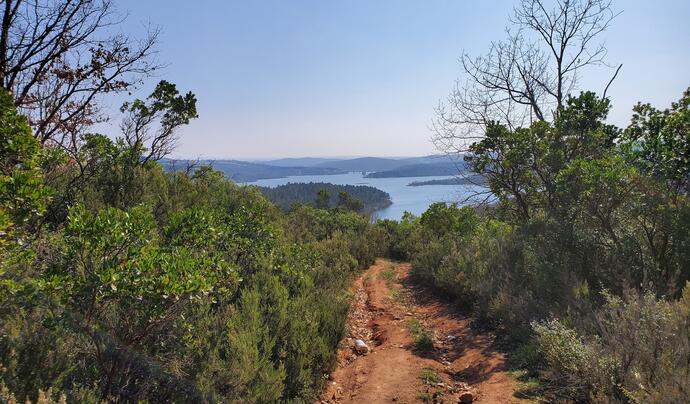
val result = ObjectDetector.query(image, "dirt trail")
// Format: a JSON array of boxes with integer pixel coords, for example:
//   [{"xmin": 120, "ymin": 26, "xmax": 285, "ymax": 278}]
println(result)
[{"xmin": 321, "ymin": 259, "xmax": 524, "ymax": 404}]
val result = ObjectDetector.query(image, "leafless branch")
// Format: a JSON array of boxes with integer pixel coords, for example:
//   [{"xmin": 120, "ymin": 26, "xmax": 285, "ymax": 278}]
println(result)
[
  {"xmin": 603, "ymin": 63, "xmax": 622, "ymax": 99},
  {"xmin": 432, "ymin": 0, "xmax": 619, "ymax": 199},
  {"xmin": 0, "ymin": 0, "xmax": 162, "ymax": 150}
]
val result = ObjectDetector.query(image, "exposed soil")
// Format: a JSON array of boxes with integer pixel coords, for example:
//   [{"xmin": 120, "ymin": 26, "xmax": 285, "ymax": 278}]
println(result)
[{"xmin": 321, "ymin": 259, "xmax": 525, "ymax": 404}]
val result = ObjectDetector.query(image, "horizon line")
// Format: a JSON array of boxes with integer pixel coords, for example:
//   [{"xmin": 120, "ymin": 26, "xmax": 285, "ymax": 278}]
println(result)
[{"xmin": 166, "ymin": 154, "xmax": 451, "ymax": 161}]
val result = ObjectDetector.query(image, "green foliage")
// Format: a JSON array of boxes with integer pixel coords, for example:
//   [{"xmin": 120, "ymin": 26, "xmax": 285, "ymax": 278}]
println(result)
[
  {"xmin": 532, "ymin": 319, "xmax": 617, "ymax": 400},
  {"xmin": 379, "ymin": 266, "xmax": 395, "ymax": 287},
  {"xmin": 388, "ymin": 87, "xmax": 690, "ymax": 402},
  {"xmin": 466, "ymin": 92, "xmax": 618, "ymax": 221},
  {"xmin": 0, "ymin": 88, "xmax": 48, "ymax": 248},
  {"xmin": 210, "ymin": 279, "xmax": 288, "ymax": 402},
  {"xmin": 336, "ymin": 191, "xmax": 364, "ymax": 212},
  {"xmin": 623, "ymin": 87, "xmax": 690, "ymax": 193},
  {"xmin": 532, "ymin": 287, "xmax": 690, "ymax": 402},
  {"xmin": 408, "ymin": 318, "xmax": 434, "ymax": 351},
  {"xmin": 0, "ymin": 84, "xmax": 385, "ymax": 402},
  {"xmin": 315, "ymin": 187, "xmax": 331, "ymax": 209},
  {"xmin": 420, "ymin": 203, "xmax": 478, "ymax": 238},
  {"xmin": 3, "ymin": 38, "xmax": 689, "ymax": 403},
  {"xmin": 120, "ymin": 80, "xmax": 198, "ymax": 163},
  {"xmin": 259, "ymin": 182, "xmax": 390, "ymax": 213},
  {"xmin": 0, "ymin": 383, "xmax": 68, "ymax": 404},
  {"xmin": 419, "ymin": 367, "xmax": 440, "ymax": 385},
  {"xmin": 286, "ymin": 204, "xmax": 385, "ymax": 269},
  {"xmin": 376, "ymin": 211, "xmax": 421, "ymax": 260}
]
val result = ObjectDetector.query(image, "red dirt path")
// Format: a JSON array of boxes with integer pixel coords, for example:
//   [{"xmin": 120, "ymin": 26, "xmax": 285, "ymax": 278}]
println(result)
[{"xmin": 321, "ymin": 259, "xmax": 525, "ymax": 404}]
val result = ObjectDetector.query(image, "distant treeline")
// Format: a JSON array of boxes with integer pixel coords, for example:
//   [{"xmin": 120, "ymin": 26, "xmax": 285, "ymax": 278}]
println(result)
[
  {"xmin": 407, "ymin": 174, "xmax": 486, "ymax": 186},
  {"xmin": 259, "ymin": 182, "xmax": 391, "ymax": 213}
]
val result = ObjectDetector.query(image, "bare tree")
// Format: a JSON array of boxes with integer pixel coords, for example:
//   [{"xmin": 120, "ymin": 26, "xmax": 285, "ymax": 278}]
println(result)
[
  {"xmin": 0, "ymin": 0, "xmax": 161, "ymax": 149},
  {"xmin": 433, "ymin": 0, "xmax": 619, "ymax": 157}
]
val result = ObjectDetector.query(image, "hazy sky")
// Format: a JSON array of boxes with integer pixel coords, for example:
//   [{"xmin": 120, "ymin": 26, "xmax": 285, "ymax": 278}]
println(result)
[{"xmin": 110, "ymin": 0, "xmax": 690, "ymax": 159}]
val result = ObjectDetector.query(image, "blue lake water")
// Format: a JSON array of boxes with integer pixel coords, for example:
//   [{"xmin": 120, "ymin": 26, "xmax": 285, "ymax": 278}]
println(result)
[{"xmin": 251, "ymin": 173, "xmax": 484, "ymax": 220}]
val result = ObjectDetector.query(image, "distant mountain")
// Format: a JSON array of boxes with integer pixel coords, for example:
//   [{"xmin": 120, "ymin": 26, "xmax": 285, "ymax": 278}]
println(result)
[
  {"xmin": 310, "ymin": 154, "xmax": 465, "ymax": 172},
  {"xmin": 161, "ymin": 159, "xmax": 345, "ymax": 182},
  {"xmin": 397, "ymin": 154, "xmax": 463, "ymax": 165},
  {"xmin": 262, "ymin": 157, "xmax": 344, "ymax": 167},
  {"xmin": 313, "ymin": 157, "xmax": 410, "ymax": 172},
  {"xmin": 365, "ymin": 162, "xmax": 463, "ymax": 178},
  {"xmin": 160, "ymin": 154, "xmax": 470, "ymax": 182}
]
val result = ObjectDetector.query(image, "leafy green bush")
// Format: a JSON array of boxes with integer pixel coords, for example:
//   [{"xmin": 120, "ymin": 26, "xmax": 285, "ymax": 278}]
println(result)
[
  {"xmin": 389, "ymin": 88, "xmax": 690, "ymax": 402},
  {"xmin": 0, "ymin": 85, "xmax": 385, "ymax": 401}
]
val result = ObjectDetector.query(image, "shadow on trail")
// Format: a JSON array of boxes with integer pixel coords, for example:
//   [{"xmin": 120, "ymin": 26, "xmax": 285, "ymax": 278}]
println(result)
[{"xmin": 400, "ymin": 270, "xmax": 509, "ymax": 385}]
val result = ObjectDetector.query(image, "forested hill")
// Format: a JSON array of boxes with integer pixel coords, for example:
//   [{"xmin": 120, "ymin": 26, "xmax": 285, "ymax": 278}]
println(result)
[
  {"xmin": 259, "ymin": 182, "xmax": 391, "ymax": 213},
  {"xmin": 160, "ymin": 155, "xmax": 467, "ymax": 182},
  {"xmin": 313, "ymin": 157, "xmax": 408, "ymax": 171},
  {"xmin": 365, "ymin": 162, "xmax": 462, "ymax": 178},
  {"xmin": 160, "ymin": 159, "xmax": 345, "ymax": 182}
]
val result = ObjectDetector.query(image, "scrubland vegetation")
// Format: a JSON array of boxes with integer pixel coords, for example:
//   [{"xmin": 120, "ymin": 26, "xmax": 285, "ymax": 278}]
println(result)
[
  {"xmin": 0, "ymin": 81, "xmax": 390, "ymax": 401},
  {"xmin": 380, "ymin": 0, "xmax": 690, "ymax": 399},
  {"xmin": 0, "ymin": 0, "xmax": 390, "ymax": 400},
  {"xmin": 0, "ymin": 0, "xmax": 688, "ymax": 403},
  {"xmin": 378, "ymin": 88, "xmax": 690, "ymax": 402}
]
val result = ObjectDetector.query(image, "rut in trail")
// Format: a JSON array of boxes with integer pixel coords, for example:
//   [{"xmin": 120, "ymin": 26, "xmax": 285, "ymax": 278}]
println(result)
[{"xmin": 321, "ymin": 259, "xmax": 526, "ymax": 404}]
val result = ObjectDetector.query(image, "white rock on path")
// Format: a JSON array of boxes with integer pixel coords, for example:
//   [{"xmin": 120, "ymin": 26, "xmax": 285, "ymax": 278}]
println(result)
[{"xmin": 354, "ymin": 339, "xmax": 370, "ymax": 354}]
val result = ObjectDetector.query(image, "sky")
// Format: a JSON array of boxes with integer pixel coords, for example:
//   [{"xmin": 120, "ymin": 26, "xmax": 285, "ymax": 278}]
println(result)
[{"xmin": 106, "ymin": 0, "xmax": 690, "ymax": 159}]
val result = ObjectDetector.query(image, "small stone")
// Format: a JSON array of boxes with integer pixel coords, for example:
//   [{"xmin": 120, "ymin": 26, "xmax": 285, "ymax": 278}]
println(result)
[
  {"xmin": 354, "ymin": 339, "xmax": 370, "ymax": 354},
  {"xmin": 459, "ymin": 392, "xmax": 474, "ymax": 403}
]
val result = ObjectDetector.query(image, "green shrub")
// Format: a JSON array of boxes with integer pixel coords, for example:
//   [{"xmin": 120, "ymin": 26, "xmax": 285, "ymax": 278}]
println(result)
[
  {"xmin": 533, "ymin": 286, "xmax": 690, "ymax": 402},
  {"xmin": 1, "ymin": 154, "xmax": 384, "ymax": 402},
  {"xmin": 419, "ymin": 367, "xmax": 440, "ymax": 385}
]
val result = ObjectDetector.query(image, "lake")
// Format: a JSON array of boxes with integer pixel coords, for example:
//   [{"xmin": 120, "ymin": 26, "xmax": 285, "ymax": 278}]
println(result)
[{"xmin": 251, "ymin": 172, "xmax": 485, "ymax": 220}]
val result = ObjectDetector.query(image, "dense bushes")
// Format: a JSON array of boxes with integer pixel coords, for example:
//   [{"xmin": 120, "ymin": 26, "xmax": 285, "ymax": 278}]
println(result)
[
  {"xmin": 381, "ymin": 89, "xmax": 690, "ymax": 402},
  {"xmin": 534, "ymin": 287, "xmax": 690, "ymax": 402},
  {"xmin": 1, "ymin": 42, "xmax": 688, "ymax": 402},
  {"xmin": 0, "ymin": 86, "xmax": 384, "ymax": 402}
]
